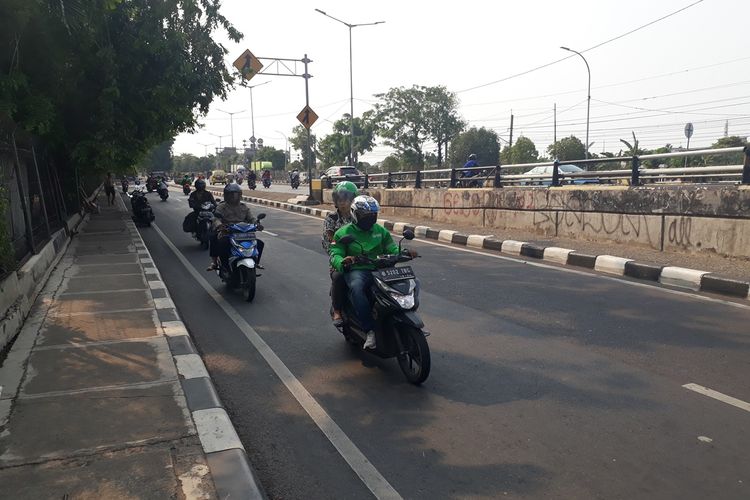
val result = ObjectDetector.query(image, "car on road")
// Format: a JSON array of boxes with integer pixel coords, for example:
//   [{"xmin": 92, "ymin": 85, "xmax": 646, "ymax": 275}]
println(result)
[
  {"xmin": 522, "ymin": 164, "xmax": 598, "ymax": 186},
  {"xmin": 210, "ymin": 169, "xmax": 228, "ymax": 185},
  {"xmin": 321, "ymin": 166, "xmax": 364, "ymax": 188}
]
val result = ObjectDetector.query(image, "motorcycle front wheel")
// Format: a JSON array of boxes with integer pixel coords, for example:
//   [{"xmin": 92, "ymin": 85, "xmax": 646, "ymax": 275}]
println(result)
[
  {"xmin": 240, "ymin": 266, "xmax": 256, "ymax": 302},
  {"xmin": 396, "ymin": 325, "xmax": 431, "ymax": 385}
]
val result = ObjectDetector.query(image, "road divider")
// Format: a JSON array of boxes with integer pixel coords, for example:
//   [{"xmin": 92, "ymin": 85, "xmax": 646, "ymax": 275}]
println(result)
[{"xmin": 202, "ymin": 187, "xmax": 750, "ymax": 302}]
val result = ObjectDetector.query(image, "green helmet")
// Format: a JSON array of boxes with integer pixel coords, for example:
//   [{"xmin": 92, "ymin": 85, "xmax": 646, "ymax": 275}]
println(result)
[{"xmin": 332, "ymin": 181, "xmax": 358, "ymax": 206}]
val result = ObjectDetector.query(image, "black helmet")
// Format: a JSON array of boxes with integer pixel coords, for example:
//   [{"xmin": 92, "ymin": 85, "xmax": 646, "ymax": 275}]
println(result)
[
  {"xmin": 223, "ymin": 182, "xmax": 242, "ymax": 205},
  {"xmin": 351, "ymin": 195, "xmax": 379, "ymax": 231},
  {"xmin": 468, "ymin": 154, "xmax": 477, "ymax": 160},
  {"xmin": 194, "ymin": 179, "xmax": 206, "ymax": 190}
]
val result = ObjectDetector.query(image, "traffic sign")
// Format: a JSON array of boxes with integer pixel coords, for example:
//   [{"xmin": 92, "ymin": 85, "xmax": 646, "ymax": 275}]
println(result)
[
  {"xmin": 233, "ymin": 50, "xmax": 263, "ymax": 81},
  {"xmin": 684, "ymin": 122, "xmax": 694, "ymax": 139},
  {"xmin": 296, "ymin": 105, "xmax": 318, "ymax": 129}
]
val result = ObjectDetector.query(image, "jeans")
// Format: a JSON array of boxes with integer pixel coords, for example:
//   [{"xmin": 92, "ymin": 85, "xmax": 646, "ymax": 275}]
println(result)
[{"xmin": 344, "ymin": 270, "xmax": 375, "ymax": 332}]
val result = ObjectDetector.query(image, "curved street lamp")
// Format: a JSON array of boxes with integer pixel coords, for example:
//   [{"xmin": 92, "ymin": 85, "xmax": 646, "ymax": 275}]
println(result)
[{"xmin": 561, "ymin": 46, "xmax": 591, "ymax": 159}]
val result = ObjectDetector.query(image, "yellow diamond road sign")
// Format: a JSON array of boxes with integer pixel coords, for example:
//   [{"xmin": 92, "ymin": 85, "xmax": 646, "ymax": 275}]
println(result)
[
  {"xmin": 297, "ymin": 105, "xmax": 318, "ymax": 129},
  {"xmin": 233, "ymin": 49, "xmax": 263, "ymax": 81}
]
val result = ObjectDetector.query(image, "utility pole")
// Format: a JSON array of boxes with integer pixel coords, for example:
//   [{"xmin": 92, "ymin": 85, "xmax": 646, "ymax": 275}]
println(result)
[
  {"xmin": 561, "ymin": 46, "xmax": 591, "ymax": 159},
  {"xmin": 553, "ymin": 103, "xmax": 557, "ymax": 158},
  {"xmin": 216, "ymin": 109, "xmax": 245, "ymax": 149},
  {"xmin": 509, "ymin": 112, "xmax": 514, "ymax": 149},
  {"xmin": 725, "ymin": 120, "xmax": 729, "ymax": 138}
]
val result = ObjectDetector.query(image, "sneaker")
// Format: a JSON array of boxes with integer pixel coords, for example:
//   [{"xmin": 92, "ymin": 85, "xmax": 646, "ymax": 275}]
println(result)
[
  {"xmin": 206, "ymin": 262, "xmax": 218, "ymax": 271},
  {"xmin": 363, "ymin": 331, "xmax": 376, "ymax": 350}
]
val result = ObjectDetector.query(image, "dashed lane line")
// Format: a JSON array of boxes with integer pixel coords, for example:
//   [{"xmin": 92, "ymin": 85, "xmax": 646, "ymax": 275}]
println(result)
[
  {"xmin": 150, "ymin": 223, "xmax": 403, "ymax": 500},
  {"xmin": 682, "ymin": 383, "xmax": 750, "ymax": 414}
]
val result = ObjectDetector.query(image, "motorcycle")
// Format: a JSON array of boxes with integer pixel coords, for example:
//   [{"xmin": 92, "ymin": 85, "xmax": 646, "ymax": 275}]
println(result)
[
  {"xmin": 290, "ymin": 175, "xmax": 300, "ymax": 189},
  {"xmin": 335, "ymin": 229, "xmax": 430, "ymax": 385},
  {"xmin": 121, "ymin": 180, "xmax": 129, "ymax": 194},
  {"xmin": 157, "ymin": 182, "xmax": 169, "ymax": 201},
  {"xmin": 183, "ymin": 182, "xmax": 191, "ymax": 195},
  {"xmin": 262, "ymin": 178, "xmax": 271, "ymax": 189},
  {"xmin": 129, "ymin": 188, "xmax": 155, "ymax": 227},
  {"xmin": 146, "ymin": 177, "xmax": 157, "ymax": 193},
  {"xmin": 247, "ymin": 178, "xmax": 256, "ymax": 190},
  {"xmin": 216, "ymin": 214, "xmax": 266, "ymax": 302},
  {"xmin": 194, "ymin": 201, "xmax": 215, "ymax": 249}
]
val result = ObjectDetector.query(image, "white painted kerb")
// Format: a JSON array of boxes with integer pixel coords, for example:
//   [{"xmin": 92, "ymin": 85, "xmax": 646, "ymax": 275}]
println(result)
[
  {"xmin": 438, "ymin": 230, "xmax": 457, "ymax": 243},
  {"xmin": 543, "ymin": 247, "xmax": 574, "ymax": 265},
  {"xmin": 659, "ymin": 266, "xmax": 708, "ymax": 291},
  {"xmin": 594, "ymin": 255, "xmax": 633, "ymax": 275},
  {"xmin": 466, "ymin": 235, "xmax": 487, "ymax": 248},
  {"xmin": 501, "ymin": 240, "xmax": 525, "ymax": 255},
  {"xmin": 192, "ymin": 408, "xmax": 245, "ymax": 453}
]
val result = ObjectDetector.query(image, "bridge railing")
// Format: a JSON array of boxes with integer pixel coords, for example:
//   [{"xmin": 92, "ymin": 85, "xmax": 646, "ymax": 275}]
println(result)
[{"xmin": 356, "ymin": 146, "xmax": 750, "ymax": 189}]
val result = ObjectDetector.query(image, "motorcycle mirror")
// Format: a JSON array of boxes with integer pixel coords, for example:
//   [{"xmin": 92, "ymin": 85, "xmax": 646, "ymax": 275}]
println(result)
[
  {"xmin": 338, "ymin": 235, "xmax": 356, "ymax": 245},
  {"xmin": 257, "ymin": 213, "xmax": 266, "ymax": 220},
  {"xmin": 403, "ymin": 229, "xmax": 415, "ymax": 240}
]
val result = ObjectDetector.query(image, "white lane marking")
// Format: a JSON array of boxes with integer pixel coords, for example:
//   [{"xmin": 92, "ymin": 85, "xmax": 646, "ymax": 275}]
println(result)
[
  {"xmin": 697, "ymin": 436, "xmax": 713, "ymax": 443},
  {"xmin": 683, "ymin": 383, "xmax": 750, "ymax": 413},
  {"xmin": 193, "ymin": 407, "xmax": 245, "ymax": 453},
  {"xmin": 250, "ymin": 202, "xmax": 750, "ymax": 311},
  {"xmin": 151, "ymin": 223, "xmax": 402, "ymax": 500},
  {"xmin": 264, "ymin": 230, "xmax": 278, "ymax": 236}
]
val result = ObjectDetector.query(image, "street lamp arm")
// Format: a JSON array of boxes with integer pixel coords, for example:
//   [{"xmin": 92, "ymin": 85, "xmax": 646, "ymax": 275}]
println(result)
[
  {"xmin": 351, "ymin": 21, "xmax": 386, "ymax": 27},
  {"xmin": 314, "ymin": 8, "xmax": 351, "ymax": 27}
]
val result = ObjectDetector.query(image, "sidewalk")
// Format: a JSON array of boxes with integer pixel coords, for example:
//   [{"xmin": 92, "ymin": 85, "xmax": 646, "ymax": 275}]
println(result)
[{"xmin": 0, "ymin": 192, "xmax": 260, "ymax": 499}]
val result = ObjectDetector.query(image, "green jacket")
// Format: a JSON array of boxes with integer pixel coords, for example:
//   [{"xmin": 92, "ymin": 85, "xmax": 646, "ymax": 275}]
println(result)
[{"xmin": 330, "ymin": 223, "xmax": 399, "ymax": 272}]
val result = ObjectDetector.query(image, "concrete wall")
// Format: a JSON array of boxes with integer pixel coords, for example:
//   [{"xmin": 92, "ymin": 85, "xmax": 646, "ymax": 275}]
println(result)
[{"xmin": 330, "ymin": 185, "xmax": 750, "ymax": 258}]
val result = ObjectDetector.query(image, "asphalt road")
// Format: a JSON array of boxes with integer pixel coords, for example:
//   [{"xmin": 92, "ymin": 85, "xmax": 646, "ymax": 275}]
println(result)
[
  {"xmin": 207, "ymin": 180, "xmax": 304, "ymax": 195},
  {"xmin": 135, "ymin": 190, "xmax": 750, "ymax": 500}
]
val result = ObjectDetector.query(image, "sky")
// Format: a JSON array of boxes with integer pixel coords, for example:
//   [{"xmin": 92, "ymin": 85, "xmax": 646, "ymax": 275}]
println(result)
[{"xmin": 173, "ymin": 0, "xmax": 750, "ymax": 164}]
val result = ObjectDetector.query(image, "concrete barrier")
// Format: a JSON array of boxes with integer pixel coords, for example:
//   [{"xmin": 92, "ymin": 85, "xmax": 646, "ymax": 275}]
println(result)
[
  {"xmin": 659, "ymin": 266, "xmax": 708, "ymax": 291},
  {"xmin": 594, "ymin": 255, "xmax": 634, "ymax": 275}
]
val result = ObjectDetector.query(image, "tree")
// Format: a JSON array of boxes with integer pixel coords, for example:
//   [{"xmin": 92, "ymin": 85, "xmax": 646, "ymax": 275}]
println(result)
[
  {"xmin": 290, "ymin": 125, "xmax": 316, "ymax": 168},
  {"xmin": 254, "ymin": 146, "xmax": 286, "ymax": 170},
  {"xmin": 380, "ymin": 156, "xmax": 401, "ymax": 173},
  {"xmin": 1, "ymin": 0, "xmax": 241, "ymax": 180},
  {"xmin": 449, "ymin": 127, "xmax": 500, "ymax": 168},
  {"xmin": 547, "ymin": 136, "xmax": 586, "ymax": 161},
  {"xmin": 500, "ymin": 136, "xmax": 538, "ymax": 164},
  {"xmin": 138, "ymin": 139, "xmax": 174, "ymax": 173},
  {"xmin": 709, "ymin": 136, "xmax": 746, "ymax": 165},
  {"xmin": 374, "ymin": 85, "xmax": 465, "ymax": 169}
]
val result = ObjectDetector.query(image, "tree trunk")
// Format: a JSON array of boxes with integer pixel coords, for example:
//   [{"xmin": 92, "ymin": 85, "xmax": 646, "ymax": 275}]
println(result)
[{"xmin": 436, "ymin": 139, "xmax": 443, "ymax": 168}]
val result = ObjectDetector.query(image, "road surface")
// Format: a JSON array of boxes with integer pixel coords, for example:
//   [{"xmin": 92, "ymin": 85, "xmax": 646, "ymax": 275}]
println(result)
[{"xmin": 135, "ymin": 190, "xmax": 750, "ymax": 499}]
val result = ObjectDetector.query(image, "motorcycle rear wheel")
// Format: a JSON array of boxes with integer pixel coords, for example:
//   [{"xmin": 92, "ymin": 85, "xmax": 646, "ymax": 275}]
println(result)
[
  {"xmin": 396, "ymin": 325, "xmax": 431, "ymax": 385},
  {"xmin": 240, "ymin": 266, "xmax": 256, "ymax": 302}
]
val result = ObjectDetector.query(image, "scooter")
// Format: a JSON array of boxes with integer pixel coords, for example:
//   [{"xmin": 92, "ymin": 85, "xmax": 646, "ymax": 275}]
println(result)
[
  {"xmin": 183, "ymin": 182, "xmax": 191, "ymax": 195},
  {"xmin": 157, "ymin": 182, "xmax": 169, "ymax": 201},
  {"xmin": 217, "ymin": 214, "xmax": 266, "ymax": 302},
  {"xmin": 129, "ymin": 188, "xmax": 155, "ymax": 227},
  {"xmin": 262, "ymin": 178, "xmax": 271, "ymax": 189},
  {"xmin": 335, "ymin": 229, "xmax": 431, "ymax": 385},
  {"xmin": 194, "ymin": 201, "xmax": 215, "ymax": 250},
  {"xmin": 290, "ymin": 175, "xmax": 300, "ymax": 189}
]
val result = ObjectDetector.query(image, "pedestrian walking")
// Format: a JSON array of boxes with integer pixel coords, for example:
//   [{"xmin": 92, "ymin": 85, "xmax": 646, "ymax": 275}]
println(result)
[{"xmin": 104, "ymin": 172, "xmax": 116, "ymax": 205}]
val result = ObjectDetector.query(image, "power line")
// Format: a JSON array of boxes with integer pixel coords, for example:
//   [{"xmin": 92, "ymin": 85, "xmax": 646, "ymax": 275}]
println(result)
[{"xmin": 456, "ymin": 0, "xmax": 705, "ymax": 93}]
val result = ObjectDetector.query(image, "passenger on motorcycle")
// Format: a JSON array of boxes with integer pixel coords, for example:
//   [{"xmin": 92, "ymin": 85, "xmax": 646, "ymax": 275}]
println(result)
[
  {"xmin": 323, "ymin": 181, "xmax": 358, "ymax": 327},
  {"xmin": 329, "ymin": 195, "xmax": 417, "ymax": 349},
  {"xmin": 207, "ymin": 183, "xmax": 265, "ymax": 271},
  {"xmin": 185, "ymin": 179, "xmax": 216, "ymax": 230}
]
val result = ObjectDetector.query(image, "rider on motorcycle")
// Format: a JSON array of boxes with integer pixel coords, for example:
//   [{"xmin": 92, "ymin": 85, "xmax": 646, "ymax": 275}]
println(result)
[
  {"xmin": 207, "ymin": 183, "xmax": 265, "ymax": 271},
  {"xmin": 186, "ymin": 179, "xmax": 216, "ymax": 231},
  {"xmin": 289, "ymin": 168, "xmax": 300, "ymax": 182},
  {"xmin": 323, "ymin": 181, "xmax": 358, "ymax": 326},
  {"xmin": 247, "ymin": 170, "xmax": 257, "ymax": 185},
  {"xmin": 461, "ymin": 153, "xmax": 479, "ymax": 178},
  {"xmin": 329, "ymin": 195, "xmax": 417, "ymax": 349}
]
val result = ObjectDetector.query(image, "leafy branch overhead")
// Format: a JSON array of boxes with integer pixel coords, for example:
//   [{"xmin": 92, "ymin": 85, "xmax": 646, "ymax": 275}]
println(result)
[{"xmin": 0, "ymin": 0, "xmax": 242, "ymax": 175}]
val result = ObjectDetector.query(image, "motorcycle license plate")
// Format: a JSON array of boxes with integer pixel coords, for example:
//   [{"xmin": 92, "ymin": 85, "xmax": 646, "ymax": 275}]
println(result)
[
  {"xmin": 377, "ymin": 266, "xmax": 415, "ymax": 282},
  {"xmin": 232, "ymin": 232, "xmax": 256, "ymax": 241}
]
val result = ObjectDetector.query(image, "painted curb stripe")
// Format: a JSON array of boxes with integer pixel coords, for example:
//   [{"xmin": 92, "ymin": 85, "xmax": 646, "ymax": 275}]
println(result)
[
  {"xmin": 193, "ymin": 407, "xmax": 245, "ymax": 453},
  {"xmin": 699, "ymin": 275, "xmax": 750, "ymax": 298},
  {"xmin": 501, "ymin": 240, "xmax": 525, "ymax": 255},
  {"xmin": 482, "ymin": 238, "xmax": 504, "ymax": 251},
  {"xmin": 624, "ymin": 261, "xmax": 663, "ymax": 282},
  {"xmin": 567, "ymin": 252, "xmax": 597, "ymax": 269},
  {"xmin": 520, "ymin": 243, "xmax": 545, "ymax": 259}
]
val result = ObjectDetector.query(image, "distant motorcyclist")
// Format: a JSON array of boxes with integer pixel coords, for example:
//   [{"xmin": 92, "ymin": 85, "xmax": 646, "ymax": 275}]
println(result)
[
  {"xmin": 247, "ymin": 170, "xmax": 257, "ymax": 183},
  {"xmin": 329, "ymin": 195, "xmax": 417, "ymax": 349},
  {"xmin": 461, "ymin": 154, "xmax": 479, "ymax": 178},
  {"xmin": 323, "ymin": 181, "xmax": 358, "ymax": 326},
  {"xmin": 185, "ymin": 179, "xmax": 216, "ymax": 231},
  {"xmin": 207, "ymin": 183, "xmax": 265, "ymax": 271},
  {"xmin": 290, "ymin": 168, "xmax": 300, "ymax": 181}
]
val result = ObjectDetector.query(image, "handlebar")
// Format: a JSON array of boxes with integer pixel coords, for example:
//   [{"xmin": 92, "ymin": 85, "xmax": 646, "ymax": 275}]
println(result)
[{"xmin": 343, "ymin": 250, "xmax": 414, "ymax": 270}]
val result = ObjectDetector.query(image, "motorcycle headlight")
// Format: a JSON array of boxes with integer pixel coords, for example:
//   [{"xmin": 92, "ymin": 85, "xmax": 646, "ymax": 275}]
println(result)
[{"xmin": 390, "ymin": 292, "xmax": 415, "ymax": 309}]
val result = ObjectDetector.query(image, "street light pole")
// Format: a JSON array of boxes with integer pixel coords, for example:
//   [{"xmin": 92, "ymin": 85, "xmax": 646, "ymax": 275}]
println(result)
[
  {"xmin": 197, "ymin": 142, "xmax": 213, "ymax": 156},
  {"xmin": 248, "ymin": 81, "xmax": 271, "ymax": 141},
  {"xmin": 208, "ymin": 133, "xmax": 229, "ymax": 150},
  {"xmin": 216, "ymin": 108, "xmax": 245, "ymax": 149},
  {"xmin": 561, "ymin": 46, "xmax": 591, "ymax": 159},
  {"xmin": 275, "ymin": 130, "xmax": 289, "ymax": 169},
  {"xmin": 315, "ymin": 8, "xmax": 384, "ymax": 167}
]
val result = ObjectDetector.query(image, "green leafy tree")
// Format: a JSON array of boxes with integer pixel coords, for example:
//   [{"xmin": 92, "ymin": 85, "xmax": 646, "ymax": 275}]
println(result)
[
  {"xmin": 547, "ymin": 135, "xmax": 586, "ymax": 161},
  {"xmin": 290, "ymin": 125, "xmax": 316, "ymax": 168},
  {"xmin": 500, "ymin": 136, "xmax": 538, "ymax": 164},
  {"xmin": 708, "ymin": 136, "xmax": 746, "ymax": 165},
  {"xmin": 374, "ymin": 85, "xmax": 464, "ymax": 169},
  {"xmin": 380, "ymin": 155, "xmax": 401, "ymax": 173},
  {"xmin": 138, "ymin": 139, "xmax": 174, "ymax": 173},
  {"xmin": 334, "ymin": 112, "xmax": 376, "ymax": 166},
  {"xmin": 254, "ymin": 146, "xmax": 287, "ymax": 170},
  {"xmin": 0, "ymin": 0, "xmax": 240, "ymax": 204},
  {"xmin": 449, "ymin": 127, "xmax": 500, "ymax": 168}
]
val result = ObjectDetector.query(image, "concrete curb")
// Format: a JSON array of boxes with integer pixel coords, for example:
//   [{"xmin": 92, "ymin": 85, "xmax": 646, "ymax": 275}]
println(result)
[
  {"xmin": 125, "ymin": 203, "xmax": 266, "ymax": 500},
  {"xmin": 208, "ymin": 189, "xmax": 750, "ymax": 301}
]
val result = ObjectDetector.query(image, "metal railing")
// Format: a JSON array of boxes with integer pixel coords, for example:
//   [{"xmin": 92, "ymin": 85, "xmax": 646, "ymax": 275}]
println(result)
[{"xmin": 348, "ymin": 146, "xmax": 750, "ymax": 189}]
